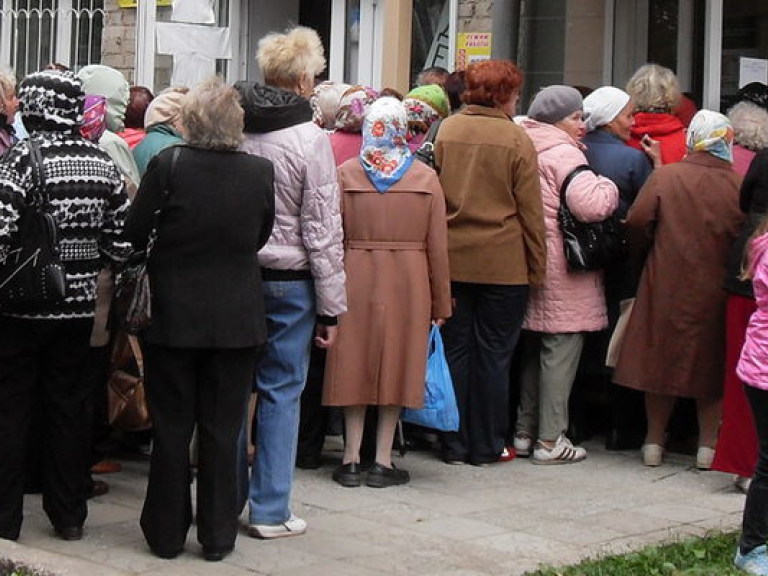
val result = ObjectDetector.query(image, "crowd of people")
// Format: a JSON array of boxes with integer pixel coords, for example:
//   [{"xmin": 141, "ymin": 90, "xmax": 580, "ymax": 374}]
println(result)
[{"xmin": 1, "ymin": 23, "xmax": 768, "ymax": 574}]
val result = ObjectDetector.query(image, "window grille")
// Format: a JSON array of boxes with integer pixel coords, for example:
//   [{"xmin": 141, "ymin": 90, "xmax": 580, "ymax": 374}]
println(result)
[{"xmin": 0, "ymin": 0, "xmax": 104, "ymax": 79}]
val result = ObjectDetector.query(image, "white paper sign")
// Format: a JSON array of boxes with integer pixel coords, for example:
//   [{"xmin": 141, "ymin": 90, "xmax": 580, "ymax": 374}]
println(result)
[
  {"xmin": 739, "ymin": 57, "xmax": 768, "ymax": 88},
  {"xmin": 156, "ymin": 22, "xmax": 230, "ymax": 87},
  {"xmin": 172, "ymin": 0, "xmax": 215, "ymax": 25}
]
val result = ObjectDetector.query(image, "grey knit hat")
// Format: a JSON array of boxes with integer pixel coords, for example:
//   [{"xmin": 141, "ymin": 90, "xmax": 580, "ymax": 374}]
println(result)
[{"xmin": 527, "ymin": 85, "xmax": 583, "ymax": 124}]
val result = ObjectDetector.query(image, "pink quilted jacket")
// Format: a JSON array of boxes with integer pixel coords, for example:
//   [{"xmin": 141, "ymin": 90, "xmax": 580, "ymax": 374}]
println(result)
[
  {"xmin": 738, "ymin": 233, "xmax": 768, "ymax": 389},
  {"xmin": 520, "ymin": 119, "xmax": 619, "ymax": 333}
]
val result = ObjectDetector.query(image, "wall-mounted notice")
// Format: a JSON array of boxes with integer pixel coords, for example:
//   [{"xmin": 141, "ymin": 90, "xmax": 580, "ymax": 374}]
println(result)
[
  {"xmin": 739, "ymin": 57, "xmax": 768, "ymax": 88},
  {"xmin": 455, "ymin": 33, "xmax": 491, "ymax": 70}
]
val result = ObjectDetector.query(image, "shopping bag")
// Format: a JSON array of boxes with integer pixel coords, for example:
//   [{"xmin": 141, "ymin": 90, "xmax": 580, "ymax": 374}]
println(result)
[
  {"xmin": 107, "ymin": 333, "xmax": 151, "ymax": 431},
  {"xmin": 401, "ymin": 325, "xmax": 459, "ymax": 432},
  {"xmin": 606, "ymin": 298, "xmax": 635, "ymax": 368}
]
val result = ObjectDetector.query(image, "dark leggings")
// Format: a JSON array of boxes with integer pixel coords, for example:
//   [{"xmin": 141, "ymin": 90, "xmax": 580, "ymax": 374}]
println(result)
[{"xmin": 741, "ymin": 384, "xmax": 768, "ymax": 553}]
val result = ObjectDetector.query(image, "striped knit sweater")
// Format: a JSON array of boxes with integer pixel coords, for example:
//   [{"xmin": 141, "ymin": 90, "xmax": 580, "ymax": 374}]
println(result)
[{"xmin": 0, "ymin": 132, "xmax": 131, "ymax": 319}]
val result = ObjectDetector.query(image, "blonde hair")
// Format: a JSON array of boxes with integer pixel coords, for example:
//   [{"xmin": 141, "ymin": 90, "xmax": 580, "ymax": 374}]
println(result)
[
  {"xmin": 626, "ymin": 63, "xmax": 681, "ymax": 112},
  {"xmin": 0, "ymin": 71, "xmax": 16, "ymax": 115},
  {"xmin": 256, "ymin": 26, "xmax": 326, "ymax": 87},
  {"xmin": 729, "ymin": 101, "xmax": 768, "ymax": 152},
  {"xmin": 180, "ymin": 77, "xmax": 243, "ymax": 150}
]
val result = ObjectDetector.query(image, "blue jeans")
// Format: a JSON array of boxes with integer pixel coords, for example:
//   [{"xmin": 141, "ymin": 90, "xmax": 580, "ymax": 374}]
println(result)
[{"xmin": 248, "ymin": 280, "xmax": 315, "ymax": 525}]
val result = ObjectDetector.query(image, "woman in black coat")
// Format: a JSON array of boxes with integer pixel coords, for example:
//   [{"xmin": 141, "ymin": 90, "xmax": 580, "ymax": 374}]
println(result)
[{"xmin": 125, "ymin": 77, "xmax": 275, "ymax": 562}]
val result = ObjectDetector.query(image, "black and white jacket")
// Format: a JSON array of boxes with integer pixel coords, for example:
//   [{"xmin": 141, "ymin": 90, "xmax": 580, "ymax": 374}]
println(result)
[{"xmin": 0, "ymin": 132, "xmax": 131, "ymax": 319}]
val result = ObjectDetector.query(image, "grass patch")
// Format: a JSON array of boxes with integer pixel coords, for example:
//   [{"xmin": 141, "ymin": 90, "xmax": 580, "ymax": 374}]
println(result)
[
  {"xmin": 0, "ymin": 559, "xmax": 56, "ymax": 576},
  {"xmin": 523, "ymin": 531, "xmax": 743, "ymax": 576}
]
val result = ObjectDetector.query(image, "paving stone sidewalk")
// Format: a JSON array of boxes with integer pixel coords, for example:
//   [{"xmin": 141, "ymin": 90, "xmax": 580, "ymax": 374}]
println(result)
[{"xmin": 0, "ymin": 438, "xmax": 744, "ymax": 576}]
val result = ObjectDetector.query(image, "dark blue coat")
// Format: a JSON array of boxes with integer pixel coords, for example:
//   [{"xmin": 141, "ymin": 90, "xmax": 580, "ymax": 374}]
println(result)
[{"xmin": 583, "ymin": 130, "xmax": 653, "ymax": 219}]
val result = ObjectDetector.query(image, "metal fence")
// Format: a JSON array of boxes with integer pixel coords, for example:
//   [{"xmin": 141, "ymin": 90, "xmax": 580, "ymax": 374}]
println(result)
[{"xmin": 0, "ymin": 0, "xmax": 104, "ymax": 79}]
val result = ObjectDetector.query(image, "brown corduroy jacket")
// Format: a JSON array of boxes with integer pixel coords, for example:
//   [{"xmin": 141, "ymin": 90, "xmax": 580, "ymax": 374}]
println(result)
[{"xmin": 435, "ymin": 105, "xmax": 546, "ymax": 285}]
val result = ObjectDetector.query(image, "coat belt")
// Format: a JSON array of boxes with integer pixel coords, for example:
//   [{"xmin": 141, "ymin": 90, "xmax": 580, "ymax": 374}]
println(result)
[{"xmin": 346, "ymin": 240, "xmax": 426, "ymax": 251}]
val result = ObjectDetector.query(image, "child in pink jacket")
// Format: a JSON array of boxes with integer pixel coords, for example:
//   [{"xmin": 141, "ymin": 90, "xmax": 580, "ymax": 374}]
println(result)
[{"xmin": 736, "ymin": 223, "xmax": 768, "ymax": 575}]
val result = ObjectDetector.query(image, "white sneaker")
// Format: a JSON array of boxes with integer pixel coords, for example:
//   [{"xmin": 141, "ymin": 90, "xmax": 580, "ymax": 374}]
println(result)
[
  {"xmin": 696, "ymin": 446, "xmax": 715, "ymax": 470},
  {"xmin": 641, "ymin": 443, "xmax": 664, "ymax": 467},
  {"xmin": 513, "ymin": 432, "xmax": 533, "ymax": 457},
  {"xmin": 248, "ymin": 514, "xmax": 307, "ymax": 539},
  {"xmin": 531, "ymin": 434, "xmax": 586, "ymax": 465},
  {"xmin": 735, "ymin": 475, "xmax": 753, "ymax": 494}
]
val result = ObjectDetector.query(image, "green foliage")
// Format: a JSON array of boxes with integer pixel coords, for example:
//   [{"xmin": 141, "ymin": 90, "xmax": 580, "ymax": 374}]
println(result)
[
  {"xmin": 0, "ymin": 559, "xmax": 55, "ymax": 576},
  {"xmin": 524, "ymin": 531, "xmax": 744, "ymax": 576}
]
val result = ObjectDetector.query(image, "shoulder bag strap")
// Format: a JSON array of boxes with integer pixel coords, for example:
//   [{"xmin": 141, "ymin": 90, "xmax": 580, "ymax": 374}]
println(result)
[
  {"xmin": 127, "ymin": 335, "xmax": 144, "ymax": 379},
  {"xmin": 146, "ymin": 146, "xmax": 184, "ymax": 257},
  {"xmin": 559, "ymin": 164, "xmax": 594, "ymax": 209},
  {"xmin": 26, "ymin": 138, "xmax": 47, "ymax": 207}
]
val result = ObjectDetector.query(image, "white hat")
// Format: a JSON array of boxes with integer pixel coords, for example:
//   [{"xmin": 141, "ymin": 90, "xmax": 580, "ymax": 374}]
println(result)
[{"xmin": 583, "ymin": 86, "xmax": 631, "ymax": 132}]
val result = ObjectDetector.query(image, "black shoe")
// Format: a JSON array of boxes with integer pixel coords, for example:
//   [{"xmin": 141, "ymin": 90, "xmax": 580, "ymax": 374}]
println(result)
[
  {"xmin": 366, "ymin": 463, "xmax": 410, "ymax": 488},
  {"xmin": 54, "ymin": 526, "xmax": 83, "ymax": 541},
  {"xmin": 149, "ymin": 545, "xmax": 182, "ymax": 559},
  {"xmin": 296, "ymin": 454, "xmax": 322, "ymax": 470},
  {"xmin": 332, "ymin": 462, "xmax": 361, "ymax": 487},
  {"xmin": 87, "ymin": 479, "xmax": 109, "ymax": 499},
  {"xmin": 203, "ymin": 546, "xmax": 233, "ymax": 562}
]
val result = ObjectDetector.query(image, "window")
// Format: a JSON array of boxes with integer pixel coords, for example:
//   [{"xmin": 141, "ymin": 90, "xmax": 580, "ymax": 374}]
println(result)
[{"xmin": 0, "ymin": 0, "xmax": 104, "ymax": 78}]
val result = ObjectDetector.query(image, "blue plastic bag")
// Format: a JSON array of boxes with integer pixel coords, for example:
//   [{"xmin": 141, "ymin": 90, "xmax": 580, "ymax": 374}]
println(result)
[{"xmin": 401, "ymin": 325, "xmax": 459, "ymax": 432}]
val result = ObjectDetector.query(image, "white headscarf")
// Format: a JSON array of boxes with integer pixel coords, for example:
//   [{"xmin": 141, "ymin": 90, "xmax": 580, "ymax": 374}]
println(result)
[{"xmin": 583, "ymin": 86, "xmax": 631, "ymax": 132}]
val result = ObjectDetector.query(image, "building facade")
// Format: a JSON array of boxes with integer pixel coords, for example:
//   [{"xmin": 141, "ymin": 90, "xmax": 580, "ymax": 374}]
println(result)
[{"xmin": 1, "ymin": 0, "xmax": 766, "ymax": 114}]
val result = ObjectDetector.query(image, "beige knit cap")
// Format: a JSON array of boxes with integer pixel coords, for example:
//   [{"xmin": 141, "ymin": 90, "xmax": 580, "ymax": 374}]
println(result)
[{"xmin": 144, "ymin": 89, "xmax": 186, "ymax": 129}]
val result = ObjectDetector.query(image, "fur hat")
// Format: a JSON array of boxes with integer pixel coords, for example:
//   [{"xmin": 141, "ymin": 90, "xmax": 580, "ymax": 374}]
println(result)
[
  {"xmin": 19, "ymin": 69, "xmax": 83, "ymax": 133},
  {"xmin": 527, "ymin": 85, "xmax": 583, "ymax": 125}
]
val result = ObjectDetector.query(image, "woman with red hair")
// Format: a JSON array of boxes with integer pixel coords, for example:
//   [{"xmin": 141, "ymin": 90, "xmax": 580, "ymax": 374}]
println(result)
[{"xmin": 434, "ymin": 59, "xmax": 547, "ymax": 466}]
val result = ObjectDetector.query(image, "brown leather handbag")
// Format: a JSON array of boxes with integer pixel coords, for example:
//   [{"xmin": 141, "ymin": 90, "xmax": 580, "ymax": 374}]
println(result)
[{"xmin": 107, "ymin": 333, "xmax": 151, "ymax": 431}]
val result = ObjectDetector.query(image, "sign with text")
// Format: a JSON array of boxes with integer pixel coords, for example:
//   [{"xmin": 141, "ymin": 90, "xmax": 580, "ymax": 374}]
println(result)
[{"xmin": 456, "ymin": 33, "xmax": 491, "ymax": 70}]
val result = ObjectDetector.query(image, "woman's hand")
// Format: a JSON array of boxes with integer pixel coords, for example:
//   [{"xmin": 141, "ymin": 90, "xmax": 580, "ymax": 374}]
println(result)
[
  {"xmin": 640, "ymin": 134, "xmax": 663, "ymax": 168},
  {"xmin": 431, "ymin": 318, "xmax": 447, "ymax": 327},
  {"xmin": 314, "ymin": 324, "xmax": 338, "ymax": 348}
]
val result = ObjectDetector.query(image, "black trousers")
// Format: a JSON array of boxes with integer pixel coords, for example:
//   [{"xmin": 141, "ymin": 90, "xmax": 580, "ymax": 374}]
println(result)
[
  {"xmin": 140, "ymin": 343, "xmax": 259, "ymax": 556},
  {"xmin": 0, "ymin": 317, "xmax": 94, "ymax": 540},
  {"xmin": 741, "ymin": 384, "xmax": 768, "ymax": 553},
  {"xmin": 440, "ymin": 282, "xmax": 528, "ymax": 465}
]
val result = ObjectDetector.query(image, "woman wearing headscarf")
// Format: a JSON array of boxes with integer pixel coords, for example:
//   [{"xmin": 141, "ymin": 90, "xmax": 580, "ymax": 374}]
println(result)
[
  {"xmin": 403, "ymin": 84, "xmax": 450, "ymax": 152},
  {"xmin": 514, "ymin": 86, "xmax": 619, "ymax": 464},
  {"xmin": 132, "ymin": 87, "xmax": 187, "ymax": 177},
  {"xmin": 713, "ymin": 83, "xmax": 768, "ymax": 489},
  {"xmin": 435, "ymin": 59, "xmax": 546, "ymax": 466},
  {"xmin": 581, "ymin": 86, "xmax": 661, "ymax": 451},
  {"xmin": 125, "ymin": 77, "xmax": 275, "ymax": 561},
  {"xmin": 0, "ymin": 71, "xmax": 18, "ymax": 155},
  {"xmin": 235, "ymin": 25, "xmax": 346, "ymax": 539},
  {"xmin": 323, "ymin": 97, "xmax": 451, "ymax": 487},
  {"xmin": 625, "ymin": 63, "xmax": 687, "ymax": 165},
  {"xmin": 0, "ymin": 69, "xmax": 130, "ymax": 542},
  {"xmin": 298, "ymin": 82, "xmax": 376, "ymax": 470},
  {"xmin": 117, "ymin": 86, "xmax": 154, "ymax": 150},
  {"xmin": 613, "ymin": 111, "xmax": 743, "ymax": 468}
]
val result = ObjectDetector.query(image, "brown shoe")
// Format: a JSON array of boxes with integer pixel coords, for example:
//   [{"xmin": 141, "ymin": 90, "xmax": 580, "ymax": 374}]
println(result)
[
  {"xmin": 91, "ymin": 460, "xmax": 122, "ymax": 475},
  {"xmin": 87, "ymin": 479, "xmax": 109, "ymax": 499}
]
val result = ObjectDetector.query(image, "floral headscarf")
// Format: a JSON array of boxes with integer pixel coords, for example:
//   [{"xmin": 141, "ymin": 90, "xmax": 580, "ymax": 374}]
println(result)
[
  {"xmin": 403, "ymin": 84, "xmax": 449, "ymax": 134},
  {"xmin": 335, "ymin": 85, "xmax": 378, "ymax": 133},
  {"xmin": 310, "ymin": 81, "xmax": 350, "ymax": 128},
  {"xmin": 80, "ymin": 94, "xmax": 107, "ymax": 142},
  {"xmin": 360, "ymin": 96, "xmax": 413, "ymax": 193},
  {"xmin": 686, "ymin": 109, "xmax": 734, "ymax": 163}
]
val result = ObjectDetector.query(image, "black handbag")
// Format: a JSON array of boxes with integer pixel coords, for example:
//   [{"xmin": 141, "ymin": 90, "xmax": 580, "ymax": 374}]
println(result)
[
  {"xmin": 0, "ymin": 138, "xmax": 66, "ymax": 311},
  {"xmin": 557, "ymin": 165, "xmax": 628, "ymax": 272},
  {"xmin": 414, "ymin": 118, "xmax": 443, "ymax": 172},
  {"xmin": 114, "ymin": 146, "xmax": 182, "ymax": 334}
]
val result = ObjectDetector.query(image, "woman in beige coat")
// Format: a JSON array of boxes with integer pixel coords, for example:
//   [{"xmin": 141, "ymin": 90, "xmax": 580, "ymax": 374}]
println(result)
[{"xmin": 323, "ymin": 97, "xmax": 452, "ymax": 488}]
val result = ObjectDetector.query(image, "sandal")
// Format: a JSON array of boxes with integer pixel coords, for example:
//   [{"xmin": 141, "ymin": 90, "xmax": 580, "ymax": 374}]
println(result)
[{"xmin": 532, "ymin": 434, "xmax": 586, "ymax": 465}]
